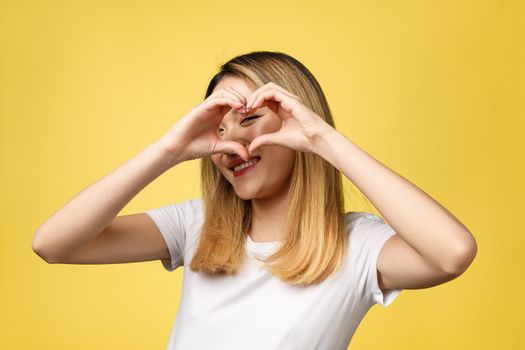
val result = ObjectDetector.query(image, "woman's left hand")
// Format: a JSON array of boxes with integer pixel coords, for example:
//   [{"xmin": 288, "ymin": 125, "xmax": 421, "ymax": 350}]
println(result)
[{"xmin": 243, "ymin": 82, "xmax": 334, "ymax": 156}]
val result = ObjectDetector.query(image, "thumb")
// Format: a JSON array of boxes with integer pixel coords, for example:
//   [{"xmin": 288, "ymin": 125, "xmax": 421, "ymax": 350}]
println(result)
[
  {"xmin": 215, "ymin": 141, "xmax": 250, "ymax": 161},
  {"xmin": 248, "ymin": 133, "xmax": 279, "ymax": 156}
]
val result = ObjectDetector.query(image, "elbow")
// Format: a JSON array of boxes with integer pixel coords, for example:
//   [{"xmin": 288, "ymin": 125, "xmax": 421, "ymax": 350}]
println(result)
[
  {"xmin": 32, "ymin": 230, "xmax": 59, "ymax": 264},
  {"xmin": 442, "ymin": 233, "xmax": 478, "ymax": 276}
]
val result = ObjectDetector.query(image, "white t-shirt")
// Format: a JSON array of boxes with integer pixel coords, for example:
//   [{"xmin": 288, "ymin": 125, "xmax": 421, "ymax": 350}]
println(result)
[{"xmin": 146, "ymin": 197, "xmax": 402, "ymax": 350}]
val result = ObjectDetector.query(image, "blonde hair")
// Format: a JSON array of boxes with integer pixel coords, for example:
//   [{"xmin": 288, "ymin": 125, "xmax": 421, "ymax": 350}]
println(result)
[{"xmin": 189, "ymin": 51, "xmax": 347, "ymax": 287}]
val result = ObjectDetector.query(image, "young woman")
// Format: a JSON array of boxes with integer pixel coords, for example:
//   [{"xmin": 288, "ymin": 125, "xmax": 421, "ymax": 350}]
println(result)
[{"xmin": 32, "ymin": 51, "xmax": 477, "ymax": 349}]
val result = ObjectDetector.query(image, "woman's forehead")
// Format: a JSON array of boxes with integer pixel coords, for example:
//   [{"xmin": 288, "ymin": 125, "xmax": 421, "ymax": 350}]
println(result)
[{"xmin": 214, "ymin": 76, "xmax": 256, "ymax": 97}]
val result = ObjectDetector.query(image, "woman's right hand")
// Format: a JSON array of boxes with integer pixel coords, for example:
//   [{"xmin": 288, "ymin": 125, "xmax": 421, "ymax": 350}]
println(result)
[{"xmin": 157, "ymin": 87, "xmax": 251, "ymax": 164}]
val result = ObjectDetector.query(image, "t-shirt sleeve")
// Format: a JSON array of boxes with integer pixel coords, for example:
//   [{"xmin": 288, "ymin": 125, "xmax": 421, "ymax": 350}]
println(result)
[
  {"xmin": 348, "ymin": 212, "xmax": 403, "ymax": 307},
  {"xmin": 144, "ymin": 199, "xmax": 193, "ymax": 272}
]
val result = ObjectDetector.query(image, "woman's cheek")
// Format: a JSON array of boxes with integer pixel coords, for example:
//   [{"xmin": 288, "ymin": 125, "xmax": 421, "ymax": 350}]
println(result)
[
  {"xmin": 210, "ymin": 155, "xmax": 221, "ymax": 167},
  {"xmin": 257, "ymin": 118, "xmax": 282, "ymax": 135}
]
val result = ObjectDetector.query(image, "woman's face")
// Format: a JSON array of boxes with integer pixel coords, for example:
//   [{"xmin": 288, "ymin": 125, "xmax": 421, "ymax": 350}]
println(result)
[{"xmin": 210, "ymin": 76, "xmax": 296, "ymax": 201}]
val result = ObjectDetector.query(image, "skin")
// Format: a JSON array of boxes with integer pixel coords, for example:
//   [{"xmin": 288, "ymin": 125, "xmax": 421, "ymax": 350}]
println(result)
[
  {"xmin": 210, "ymin": 76, "xmax": 296, "ymax": 243},
  {"xmin": 31, "ymin": 71, "xmax": 476, "ymax": 296},
  {"xmin": 210, "ymin": 77, "xmax": 477, "ymax": 292}
]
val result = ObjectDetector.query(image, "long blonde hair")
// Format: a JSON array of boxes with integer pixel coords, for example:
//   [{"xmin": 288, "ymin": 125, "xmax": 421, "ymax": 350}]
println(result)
[{"xmin": 189, "ymin": 51, "xmax": 347, "ymax": 287}]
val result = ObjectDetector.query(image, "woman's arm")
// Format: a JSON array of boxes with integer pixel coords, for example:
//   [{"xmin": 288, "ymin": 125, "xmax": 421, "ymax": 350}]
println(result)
[
  {"xmin": 242, "ymin": 81, "xmax": 477, "ymax": 288},
  {"xmin": 33, "ymin": 87, "xmax": 252, "ymax": 264},
  {"xmin": 315, "ymin": 129, "xmax": 477, "ymax": 285},
  {"xmin": 32, "ymin": 141, "xmax": 181, "ymax": 262}
]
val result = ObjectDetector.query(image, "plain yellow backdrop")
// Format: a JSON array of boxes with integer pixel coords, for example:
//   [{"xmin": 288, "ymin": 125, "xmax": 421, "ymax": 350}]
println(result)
[{"xmin": 1, "ymin": 0, "xmax": 523, "ymax": 349}]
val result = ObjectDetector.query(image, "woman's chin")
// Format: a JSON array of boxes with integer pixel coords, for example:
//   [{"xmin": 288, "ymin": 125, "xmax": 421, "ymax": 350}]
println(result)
[
  {"xmin": 234, "ymin": 190, "xmax": 257, "ymax": 201},
  {"xmin": 234, "ymin": 184, "xmax": 268, "ymax": 201}
]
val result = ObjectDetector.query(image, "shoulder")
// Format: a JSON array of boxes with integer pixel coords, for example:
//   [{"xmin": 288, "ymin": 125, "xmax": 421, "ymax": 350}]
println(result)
[
  {"xmin": 187, "ymin": 197, "xmax": 204, "ymax": 215},
  {"xmin": 344, "ymin": 211, "xmax": 394, "ymax": 251},
  {"xmin": 169, "ymin": 196, "xmax": 203, "ymax": 217},
  {"xmin": 181, "ymin": 197, "xmax": 204, "ymax": 227},
  {"xmin": 345, "ymin": 211, "xmax": 386, "ymax": 231},
  {"xmin": 144, "ymin": 197, "xmax": 204, "ymax": 232}
]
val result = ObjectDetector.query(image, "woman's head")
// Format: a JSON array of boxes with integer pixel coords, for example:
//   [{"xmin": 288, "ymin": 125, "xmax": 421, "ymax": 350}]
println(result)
[
  {"xmin": 193, "ymin": 51, "xmax": 347, "ymax": 286},
  {"xmin": 203, "ymin": 51, "xmax": 337, "ymax": 201},
  {"xmin": 209, "ymin": 75, "xmax": 296, "ymax": 201}
]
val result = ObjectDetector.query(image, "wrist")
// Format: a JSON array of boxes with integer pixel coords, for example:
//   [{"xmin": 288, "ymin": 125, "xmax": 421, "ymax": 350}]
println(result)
[
  {"xmin": 150, "ymin": 140, "xmax": 184, "ymax": 169},
  {"xmin": 313, "ymin": 126, "xmax": 345, "ymax": 166}
]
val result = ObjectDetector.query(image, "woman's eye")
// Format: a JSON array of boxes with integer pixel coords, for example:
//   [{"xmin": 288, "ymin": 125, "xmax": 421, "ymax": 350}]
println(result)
[
  {"xmin": 241, "ymin": 115, "xmax": 260, "ymax": 123},
  {"xmin": 218, "ymin": 115, "xmax": 260, "ymax": 133}
]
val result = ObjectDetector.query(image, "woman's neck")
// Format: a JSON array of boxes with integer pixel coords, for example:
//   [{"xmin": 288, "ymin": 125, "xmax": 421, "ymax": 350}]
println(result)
[{"xmin": 249, "ymin": 188, "xmax": 289, "ymax": 243}]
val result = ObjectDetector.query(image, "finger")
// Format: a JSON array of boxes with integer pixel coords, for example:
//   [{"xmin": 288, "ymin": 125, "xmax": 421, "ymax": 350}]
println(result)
[
  {"xmin": 213, "ymin": 141, "xmax": 250, "ymax": 161},
  {"xmin": 246, "ymin": 82, "xmax": 299, "ymax": 107},
  {"xmin": 224, "ymin": 87, "xmax": 248, "ymax": 106},
  {"xmin": 208, "ymin": 89, "xmax": 228, "ymax": 100},
  {"xmin": 248, "ymin": 133, "xmax": 282, "ymax": 155},
  {"xmin": 209, "ymin": 88, "xmax": 246, "ymax": 110},
  {"xmin": 202, "ymin": 96, "xmax": 244, "ymax": 113},
  {"xmin": 249, "ymin": 90, "xmax": 297, "ymax": 116},
  {"xmin": 263, "ymin": 83, "xmax": 300, "ymax": 100},
  {"xmin": 193, "ymin": 97, "xmax": 243, "ymax": 124}
]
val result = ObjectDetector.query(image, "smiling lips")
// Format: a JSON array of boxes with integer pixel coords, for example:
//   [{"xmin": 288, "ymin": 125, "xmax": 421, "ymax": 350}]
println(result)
[{"xmin": 232, "ymin": 157, "xmax": 261, "ymax": 177}]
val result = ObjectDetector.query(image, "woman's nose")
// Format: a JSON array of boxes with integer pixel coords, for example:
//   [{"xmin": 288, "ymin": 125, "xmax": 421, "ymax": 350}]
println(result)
[
  {"xmin": 222, "ymin": 132, "xmax": 250, "ymax": 157},
  {"xmin": 221, "ymin": 121, "xmax": 251, "ymax": 143}
]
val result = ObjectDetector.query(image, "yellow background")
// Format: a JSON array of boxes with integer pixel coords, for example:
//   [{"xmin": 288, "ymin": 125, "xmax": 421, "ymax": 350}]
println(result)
[{"xmin": 1, "ymin": 0, "xmax": 523, "ymax": 349}]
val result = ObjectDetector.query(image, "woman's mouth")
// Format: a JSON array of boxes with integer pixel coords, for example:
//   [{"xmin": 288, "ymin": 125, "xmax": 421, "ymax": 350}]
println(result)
[{"xmin": 231, "ymin": 157, "xmax": 261, "ymax": 177}]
